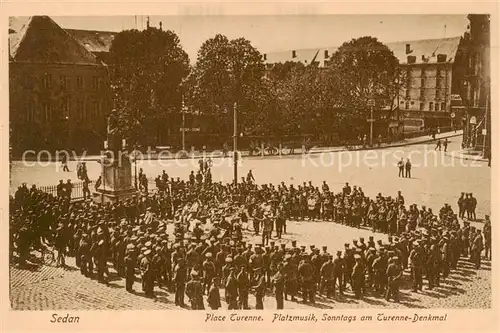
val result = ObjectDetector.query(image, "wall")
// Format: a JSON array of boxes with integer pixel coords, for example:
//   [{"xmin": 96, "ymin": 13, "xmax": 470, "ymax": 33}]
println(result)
[{"xmin": 10, "ymin": 61, "xmax": 111, "ymax": 155}]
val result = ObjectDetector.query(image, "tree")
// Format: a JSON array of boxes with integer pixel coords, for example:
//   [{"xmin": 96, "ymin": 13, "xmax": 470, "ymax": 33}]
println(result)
[
  {"xmin": 187, "ymin": 34, "xmax": 266, "ymax": 139},
  {"xmin": 327, "ymin": 36, "xmax": 401, "ymax": 119},
  {"xmin": 109, "ymin": 27, "xmax": 190, "ymax": 146}
]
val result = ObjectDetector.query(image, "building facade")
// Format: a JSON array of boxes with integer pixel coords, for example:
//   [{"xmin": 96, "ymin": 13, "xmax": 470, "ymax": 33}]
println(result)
[
  {"xmin": 459, "ymin": 14, "xmax": 490, "ymax": 156},
  {"xmin": 264, "ymin": 37, "xmax": 466, "ymax": 130},
  {"xmin": 9, "ymin": 16, "xmax": 112, "ymax": 155}
]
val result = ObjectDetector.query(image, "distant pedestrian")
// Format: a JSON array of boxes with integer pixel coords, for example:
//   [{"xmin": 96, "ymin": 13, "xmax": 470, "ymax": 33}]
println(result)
[
  {"xmin": 397, "ymin": 158, "xmax": 404, "ymax": 178},
  {"xmin": 443, "ymin": 139, "xmax": 448, "ymax": 152},
  {"xmin": 405, "ymin": 159, "xmax": 412, "ymax": 178},
  {"xmin": 61, "ymin": 154, "xmax": 70, "ymax": 172},
  {"xmin": 435, "ymin": 139, "xmax": 442, "ymax": 151}
]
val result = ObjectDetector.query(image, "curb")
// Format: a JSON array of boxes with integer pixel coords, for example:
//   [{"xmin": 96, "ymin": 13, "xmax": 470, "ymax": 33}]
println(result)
[
  {"xmin": 13, "ymin": 132, "xmax": 464, "ymax": 162},
  {"xmin": 444, "ymin": 151, "xmax": 489, "ymax": 163}
]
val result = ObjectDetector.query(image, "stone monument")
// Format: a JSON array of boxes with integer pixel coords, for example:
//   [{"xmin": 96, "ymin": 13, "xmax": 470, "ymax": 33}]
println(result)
[{"xmin": 93, "ymin": 109, "xmax": 138, "ymax": 204}]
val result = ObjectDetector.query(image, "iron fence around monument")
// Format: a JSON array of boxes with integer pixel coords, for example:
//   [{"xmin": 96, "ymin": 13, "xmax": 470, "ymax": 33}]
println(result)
[{"xmin": 39, "ymin": 180, "xmax": 94, "ymax": 201}]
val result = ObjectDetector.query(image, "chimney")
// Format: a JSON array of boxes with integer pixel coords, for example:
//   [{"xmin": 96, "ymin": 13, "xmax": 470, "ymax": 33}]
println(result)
[
  {"xmin": 405, "ymin": 43, "xmax": 412, "ymax": 54},
  {"xmin": 324, "ymin": 50, "xmax": 329, "ymax": 59},
  {"xmin": 292, "ymin": 50, "xmax": 297, "ymax": 58},
  {"xmin": 263, "ymin": 53, "xmax": 267, "ymax": 61},
  {"xmin": 159, "ymin": 21, "xmax": 163, "ymax": 31}
]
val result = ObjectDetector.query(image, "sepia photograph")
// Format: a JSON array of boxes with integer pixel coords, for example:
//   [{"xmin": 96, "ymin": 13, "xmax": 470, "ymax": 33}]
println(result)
[{"xmin": 8, "ymin": 11, "xmax": 492, "ymax": 317}]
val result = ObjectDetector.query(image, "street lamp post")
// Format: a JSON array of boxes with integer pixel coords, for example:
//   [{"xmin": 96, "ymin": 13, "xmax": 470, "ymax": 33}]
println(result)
[
  {"xmin": 233, "ymin": 102, "xmax": 238, "ymax": 186},
  {"xmin": 368, "ymin": 98, "xmax": 376, "ymax": 146},
  {"xmin": 181, "ymin": 95, "xmax": 186, "ymax": 151}
]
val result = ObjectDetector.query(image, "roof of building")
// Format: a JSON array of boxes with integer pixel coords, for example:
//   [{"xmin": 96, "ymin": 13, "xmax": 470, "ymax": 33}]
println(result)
[
  {"xmin": 9, "ymin": 16, "xmax": 100, "ymax": 65},
  {"xmin": 64, "ymin": 29, "xmax": 117, "ymax": 53},
  {"xmin": 264, "ymin": 36, "xmax": 462, "ymax": 67}
]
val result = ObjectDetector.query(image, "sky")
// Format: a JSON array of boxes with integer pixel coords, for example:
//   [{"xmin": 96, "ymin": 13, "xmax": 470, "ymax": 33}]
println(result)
[{"xmin": 51, "ymin": 15, "xmax": 469, "ymax": 62}]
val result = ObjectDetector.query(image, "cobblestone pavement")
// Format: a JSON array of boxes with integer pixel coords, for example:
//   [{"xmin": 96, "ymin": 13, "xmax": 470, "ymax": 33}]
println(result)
[{"xmin": 10, "ymin": 220, "xmax": 491, "ymax": 311}]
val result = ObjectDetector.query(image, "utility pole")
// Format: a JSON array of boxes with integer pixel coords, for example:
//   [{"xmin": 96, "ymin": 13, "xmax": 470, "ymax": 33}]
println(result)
[
  {"xmin": 368, "ymin": 98, "xmax": 375, "ymax": 146},
  {"xmin": 233, "ymin": 102, "xmax": 238, "ymax": 186}
]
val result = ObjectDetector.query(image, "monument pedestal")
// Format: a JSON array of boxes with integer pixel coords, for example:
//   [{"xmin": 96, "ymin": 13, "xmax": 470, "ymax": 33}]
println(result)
[{"xmin": 93, "ymin": 153, "xmax": 138, "ymax": 204}]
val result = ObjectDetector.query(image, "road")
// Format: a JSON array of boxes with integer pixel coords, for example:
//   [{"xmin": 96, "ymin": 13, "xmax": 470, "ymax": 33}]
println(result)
[{"xmin": 11, "ymin": 136, "xmax": 491, "ymax": 219}]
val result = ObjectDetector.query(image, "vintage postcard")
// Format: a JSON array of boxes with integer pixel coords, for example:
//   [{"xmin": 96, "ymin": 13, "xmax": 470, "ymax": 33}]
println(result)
[{"xmin": 1, "ymin": 1, "xmax": 498, "ymax": 333}]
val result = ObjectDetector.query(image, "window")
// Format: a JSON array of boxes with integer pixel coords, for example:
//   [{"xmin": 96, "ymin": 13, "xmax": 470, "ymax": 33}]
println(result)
[
  {"xmin": 420, "ymin": 78, "xmax": 425, "ymax": 87},
  {"xmin": 411, "ymin": 101, "xmax": 415, "ymax": 105},
  {"xmin": 92, "ymin": 101, "xmax": 99, "ymax": 120},
  {"xmin": 436, "ymin": 76, "xmax": 441, "ymax": 88},
  {"xmin": 60, "ymin": 76, "xmax": 69, "ymax": 90},
  {"xmin": 436, "ymin": 67, "xmax": 441, "ymax": 77},
  {"xmin": 441, "ymin": 102, "xmax": 445, "ymax": 112},
  {"xmin": 62, "ymin": 96, "xmax": 71, "ymax": 119},
  {"xmin": 429, "ymin": 102, "xmax": 434, "ymax": 111},
  {"xmin": 435, "ymin": 103, "xmax": 440, "ymax": 111},
  {"xmin": 26, "ymin": 102, "xmax": 35, "ymax": 123},
  {"xmin": 77, "ymin": 99, "xmax": 85, "ymax": 120},
  {"xmin": 405, "ymin": 102, "xmax": 410, "ymax": 109},
  {"xmin": 421, "ymin": 67, "xmax": 426, "ymax": 78},
  {"xmin": 419, "ymin": 102, "xmax": 424, "ymax": 111},
  {"xmin": 92, "ymin": 77, "xmax": 100, "ymax": 90},
  {"xmin": 76, "ymin": 76, "xmax": 84, "ymax": 89},
  {"xmin": 43, "ymin": 102, "xmax": 52, "ymax": 122},
  {"xmin": 41, "ymin": 74, "xmax": 52, "ymax": 89}
]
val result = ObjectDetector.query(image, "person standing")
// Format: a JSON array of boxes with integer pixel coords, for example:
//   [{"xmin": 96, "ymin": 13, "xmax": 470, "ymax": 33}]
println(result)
[
  {"xmin": 253, "ymin": 267, "xmax": 266, "ymax": 309},
  {"xmin": 186, "ymin": 270, "xmax": 205, "ymax": 310},
  {"xmin": 472, "ymin": 230, "xmax": 484, "ymax": 269},
  {"xmin": 397, "ymin": 158, "xmax": 405, "ymax": 178},
  {"xmin": 435, "ymin": 138, "xmax": 442, "ymax": 150},
  {"xmin": 236, "ymin": 265, "xmax": 250, "ymax": 309},
  {"xmin": 272, "ymin": 264, "xmax": 285, "ymax": 309},
  {"xmin": 173, "ymin": 259, "xmax": 187, "ymax": 307},
  {"xmin": 443, "ymin": 138, "xmax": 449, "ymax": 152},
  {"xmin": 457, "ymin": 193, "xmax": 466, "ymax": 219},
  {"xmin": 405, "ymin": 159, "xmax": 412, "ymax": 178},
  {"xmin": 351, "ymin": 254, "xmax": 364, "ymax": 299},
  {"xmin": 483, "ymin": 215, "xmax": 491, "ymax": 260},
  {"xmin": 409, "ymin": 241, "xmax": 423, "ymax": 292},
  {"xmin": 207, "ymin": 277, "xmax": 222, "ymax": 310},
  {"xmin": 471, "ymin": 194, "xmax": 477, "ymax": 220},
  {"xmin": 385, "ymin": 256, "xmax": 402, "ymax": 302},
  {"xmin": 124, "ymin": 244, "xmax": 137, "ymax": 293}
]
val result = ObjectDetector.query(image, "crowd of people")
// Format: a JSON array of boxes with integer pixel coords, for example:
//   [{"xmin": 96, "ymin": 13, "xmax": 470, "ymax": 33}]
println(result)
[{"xmin": 10, "ymin": 161, "xmax": 491, "ymax": 310}]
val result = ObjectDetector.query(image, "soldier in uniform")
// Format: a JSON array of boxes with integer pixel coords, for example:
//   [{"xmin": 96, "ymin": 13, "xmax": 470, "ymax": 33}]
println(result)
[
  {"xmin": 332, "ymin": 250, "xmax": 344, "ymax": 296},
  {"xmin": 140, "ymin": 249, "xmax": 155, "ymax": 298},
  {"xmin": 124, "ymin": 243, "xmax": 137, "ymax": 293},
  {"xmin": 298, "ymin": 255, "xmax": 315, "ymax": 303},
  {"xmin": 236, "ymin": 265, "xmax": 250, "ymax": 309},
  {"xmin": 409, "ymin": 240, "xmax": 424, "ymax": 292},
  {"xmin": 385, "ymin": 256, "xmax": 402, "ymax": 302},
  {"xmin": 319, "ymin": 255, "xmax": 334, "ymax": 298},
  {"xmin": 483, "ymin": 215, "xmax": 491, "ymax": 260},
  {"xmin": 272, "ymin": 264, "xmax": 285, "ymax": 309},
  {"xmin": 207, "ymin": 277, "xmax": 222, "ymax": 310},
  {"xmin": 186, "ymin": 270, "xmax": 205, "ymax": 310},
  {"xmin": 283, "ymin": 254, "xmax": 298, "ymax": 301},
  {"xmin": 202, "ymin": 252, "xmax": 216, "ymax": 295},
  {"xmin": 472, "ymin": 229, "xmax": 484, "ymax": 269},
  {"xmin": 351, "ymin": 254, "xmax": 364, "ymax": 299},
  {"xmin": 225, "ymin": 267, "xmax": 239, "ymax": 310},
  {"xmin": 253, "ymin": 267, "xmax": 266, "ymax": 309},
  {"xmin": 173, "ymin": 258, "xmax": 187, "ymax": 306}
]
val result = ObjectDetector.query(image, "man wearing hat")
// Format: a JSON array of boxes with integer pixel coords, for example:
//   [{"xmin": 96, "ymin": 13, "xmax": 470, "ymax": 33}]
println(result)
[
  {"xmin": 252, "ymin": 267, "xmax": 266, "ymax": 309},
  {"xmin": 409, "ymin": 240, "xmax": 424, "ymax": 292},
  {"xmin": 471, "ymin": 229, "xmax": 484, "ymax": 269},
  {"xmin": 271, "ymin": 264, "xmax": 286, "ymax": 309},
  {"xmin": 483, "ymin": 215, "xmax": 491, "ymax": 261},
  {"xmin": 283, "ymin": 254, "xmax": 298, "ymax": 302},
  {"xmin": 319, "ymin": 255, "xmax": 334, "ymax": 298},
  {"xmin": 202, "ymin": 252, "xmax": 216, "ymax": 295},
  {"xmin": 351, "ymin": 254, "xmax": 364, "ymax": 299},
  {"xmin": 140, "ymin": 248, "xmax": 155, "ymax": 298},
  {"xmin": 236, "ymin": 265, "xmax": 250, "ymax": 309},
  {"xmin": 298, "ymin": 255, "xmax": 315, "ymax": 303},
  {"xmin": 185, "ymin": 270, "xmax": 205, "ymax": 310},
  {"xmin": 207, "ymin": 277, "xmax": 222, "ymax": 310},
  {"xmin": 173, "ymin": 258, "xmax": 187, "ymax": 307},
  {"xmin": 225, "ymin": 266, "xmax": 239, "ymax": 310},
  {"xmin": 385, "ymin": 256, "xmax": 402, "ymax": 302},
  {"xmin": 125, "ymin": 243, "xmax": 137, "ymax": 292}
]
